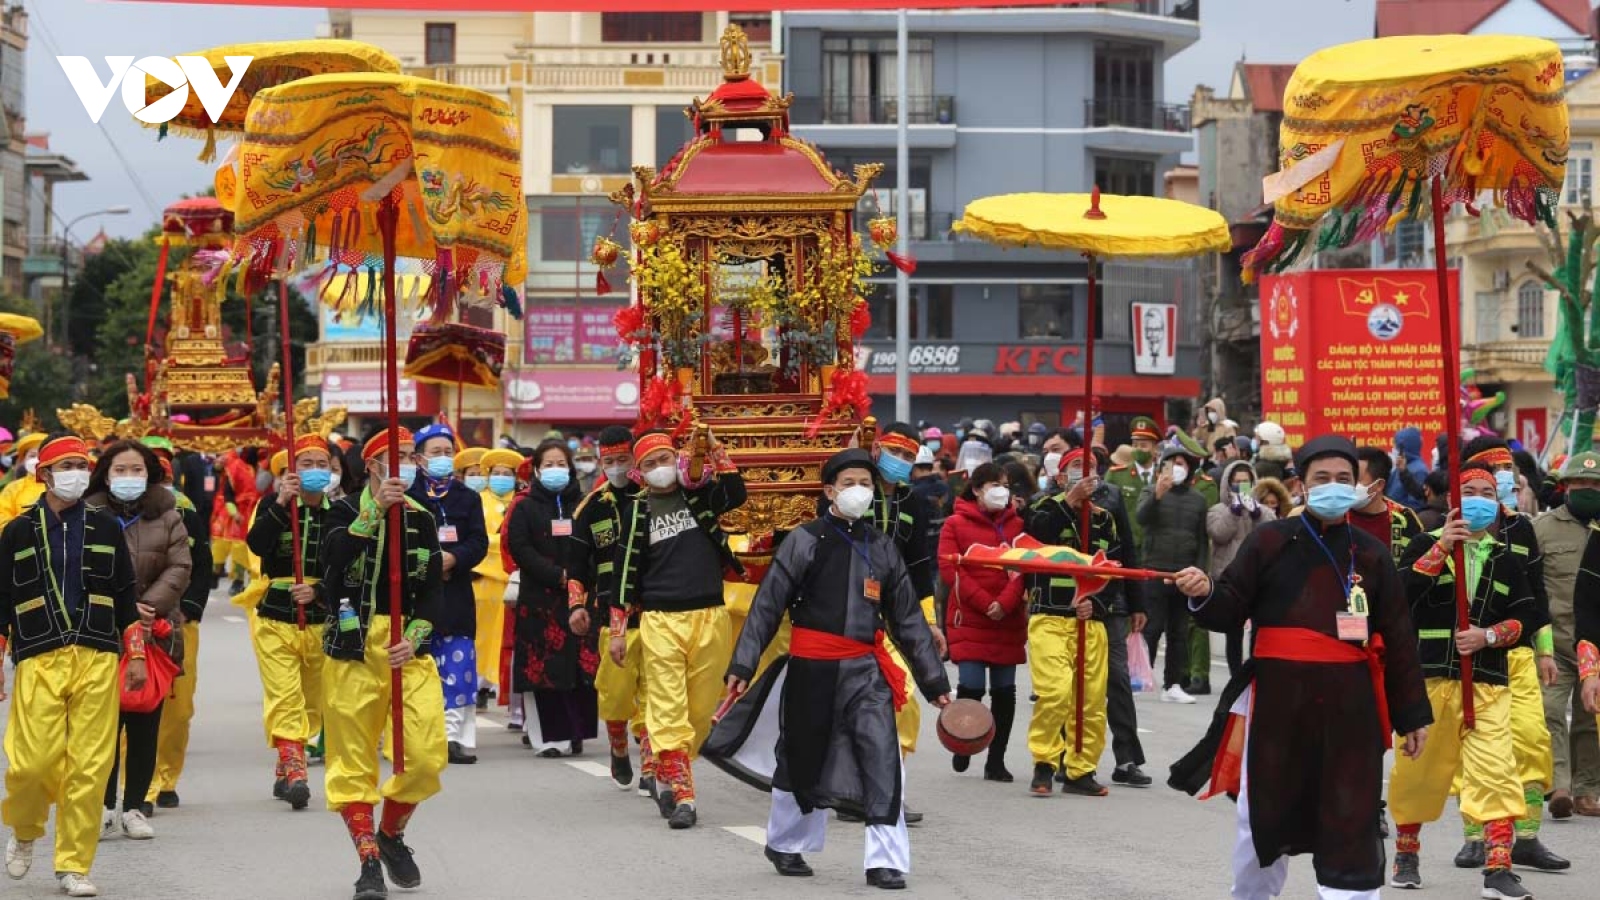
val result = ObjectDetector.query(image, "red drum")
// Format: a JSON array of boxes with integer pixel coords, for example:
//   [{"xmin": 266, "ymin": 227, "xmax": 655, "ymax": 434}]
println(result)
[{"xmin": 936, "ymin": 698, "xmax": 995, "ymax": 756}]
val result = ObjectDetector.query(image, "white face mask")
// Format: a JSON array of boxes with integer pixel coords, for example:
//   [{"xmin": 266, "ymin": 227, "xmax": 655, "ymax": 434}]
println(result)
[
  {"xmin": 644, "ymin": 465, "xmax": 679, "ymax": 490},
  {"xmin": 833, "ymin": 484, "xmax": 875, "ymax": 520},
  {"xmin": 50, "ymin": 469, "xmax": 91, "ymax": 504},
  {"xmin": 23, "ymin": 454, "xmax": 37, "ymax": 475},
  {"xmin": 576, "ymin": 460, "xmax": 597, "ymax": 475},
  {"xmin": 1170, "ymin": 463, "xmax": 1189, "ymax": 484},
  {"xmin": 604, "ymin": 464, "xmax": 630, "ymax": 488},
  {"xmin": 1043, "ymin": 451, "xmax": 1063, "ymax": 478},
  {"xmin": 981, "ymin": 485, "xmax": 1011, "ymax": 511}
]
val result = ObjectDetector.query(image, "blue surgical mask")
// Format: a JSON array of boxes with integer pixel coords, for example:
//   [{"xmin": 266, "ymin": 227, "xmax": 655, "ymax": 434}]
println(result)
[
  {"xmin": 424, "ymin": 456, "xmax": 455, "ymax": 479},
  {"xmin": 398, "ymin": 463, "xmax": 418, "ymax": 484},
  {"xmin": 464, "ymin": 475, "xmax": 488, "ymax": 493},
  {"xmin": 110, "ymin": 476, "xmax": 147, "ymax": 503},
  {"xmin": 298, "ymin": 469, "xmax": 332, "ymax": 493},
  {"xmin": 567, "ymin": 438, "xmax": 580, "ymax": 451},
  {"xmin": 489, "ymin": 474, "xmax": 517, "ymax": 496},
  {"xmin": 1462, "ymin": 495, "xmax": 1501, "ymax": 532},
  {"xmin": 1306, "ymin": 482, "xmax": 1362, "ymax": 521},
  {"xmin": 1494, "ymin": 470, "xmax": 1517, "ymax": 507},
  {"xmin": 539, "ymin": 468, "xmax": 571, "ymax": 492},
  {"xmin": 877, "ymin": 453, "xmax": 912, "ymax": 485}
]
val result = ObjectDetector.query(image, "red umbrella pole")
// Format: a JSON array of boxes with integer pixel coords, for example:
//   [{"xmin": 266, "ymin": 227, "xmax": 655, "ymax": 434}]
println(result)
[
  {"xmin": 1431, "ymin": 177, "xmax": 1473, "ymax": 730},
  {"xmin": 279, "ymin": 274, "xmax": 306, "ymax": 631},
  {"xmin": 378, "ymin": 195, "xmax": 407, "ymax": 772},
  {"xmin": 1073, "ymin": 237, "xmax": 1103, "ymax": 756}
]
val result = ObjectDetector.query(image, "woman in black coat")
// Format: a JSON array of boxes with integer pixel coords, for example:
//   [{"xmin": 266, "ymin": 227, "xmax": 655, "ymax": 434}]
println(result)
[{"xmin": 505, "ymin": 438, "xmax": 598, "ymax": 757}]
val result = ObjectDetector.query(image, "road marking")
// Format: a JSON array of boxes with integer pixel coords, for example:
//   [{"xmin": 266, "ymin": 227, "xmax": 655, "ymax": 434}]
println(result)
[
  {"xmin": 223, "ymin": 615, "xmax": 245, "ymax": 623},
  {"xmin": 478, "ymin": 714, "xmax": 504, "ymax": 729},
  {"xmin": 565, "ymin": 760, "xmax": 613, "ymax": 778},
  {"xmin": 1137, "ymin": 728, "xmax": 1153, "ymax": 734},
  {"xmin": 723, "ymin": 826, "xmax": 766, "ymax": 845}
]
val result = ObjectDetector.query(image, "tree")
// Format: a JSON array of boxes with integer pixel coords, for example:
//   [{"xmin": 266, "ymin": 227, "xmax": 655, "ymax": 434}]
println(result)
[
  {"xmin": 0, "ymin": 294, "xmax": 73, "ymax": 431},
  {"xmin": 1527, "ymin": 210, "xmax": 1600, "ymax": 454}
]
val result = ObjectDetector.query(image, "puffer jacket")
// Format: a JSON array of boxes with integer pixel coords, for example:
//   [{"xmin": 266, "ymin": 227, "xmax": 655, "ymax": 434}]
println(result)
[
  {"xmin": 86, "ymin": 487, "xmax": 192, "ymax": 665},
  {"xmin": 1135, "ymin": 455, "xmax": 1210, "ymax": 571},
  {"xmin": 937, "ymin": 497, "xmax": 1026, "ymax": 666},
  {"xmin": 1206, "ymin": 461, "xmax": 1275, "ymax": 578}
]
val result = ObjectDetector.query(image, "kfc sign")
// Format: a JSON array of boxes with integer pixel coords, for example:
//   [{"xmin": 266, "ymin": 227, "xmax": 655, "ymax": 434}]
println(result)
[{"xmin": 993, "ymin": 345, "xmax": 1081, "ymax": 375}]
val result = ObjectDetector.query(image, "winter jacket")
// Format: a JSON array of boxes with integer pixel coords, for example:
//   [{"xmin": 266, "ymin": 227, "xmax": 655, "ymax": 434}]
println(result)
[
  {"xmin": 1206, "ymin": 474, "xmax": 1276, "ymax": 579},
  {"xmin": 0, "ymin": 500, "xmax": 141, "ymax": 663},
  {"xmin": 86, "ymin": 488, "xmax": 193, "ymax": 665},
  {"xmin": 937, "ymin": 497, "xmax": 1027, "ymax": 666},
  {"xmin": 505, "ymin": 480, "xmax": 585, "ymax": 620},
  {"xmin": 1135, "ymin": 479, "xmax": 1210, "ymax": 571},
  {"xmin": 407, "ymin": 475, "xmax": 489, "ymax": 639},
  {"xmin": 1388, "ymin": 427, "xmax": 1429, "ymax": 510}
]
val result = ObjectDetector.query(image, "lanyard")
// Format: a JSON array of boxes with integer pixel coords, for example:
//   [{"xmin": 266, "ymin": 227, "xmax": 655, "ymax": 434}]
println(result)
[
  {"xmin": 556, "ymin": 495, "xmax": 565, "ymax": 519},
  {"xmin": 1301, "ymin": 516, "xmax": 1356, "ymax": 602},
  {"xmin": 825, "ymin": 517, "xmax": 876, "ymax": 581}
]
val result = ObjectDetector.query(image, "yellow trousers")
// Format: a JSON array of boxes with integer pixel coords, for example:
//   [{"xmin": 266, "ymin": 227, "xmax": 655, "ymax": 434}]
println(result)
[
  {"xmin": 1507, "ymin": 648, "xmax": 1555, "ymax": 792},
  {"xmin": 596, "ymin": 626, "xmax": 649, "ymax": 728},
  {"xmin": 252, "ymin": 615, "xmax": 326, "ymax": 747},
  {"xmin": 1, "ymin": 646, "xmax": 120, "ymax": 876},
  {"xmin": 322, "ymin": 615, "xmax": 446, "ymax": 809},
  {"xmin": 640, "ymin": 606, "xmax": 732, "ymax": 757},
  {"xmin": 1391, "ymin": 678, "xmax": 1525, "ymax": 826},
  {"xmin": 1027, "ymin": 615, "xmax": 1108, "ymax": 777},
  {"xmin": 472, "ymin": 577, "xmax": 505, "ymax": 687},
  {"xmin": 147, "ymin": 622, "xmax": 201, "ymax": 798}
]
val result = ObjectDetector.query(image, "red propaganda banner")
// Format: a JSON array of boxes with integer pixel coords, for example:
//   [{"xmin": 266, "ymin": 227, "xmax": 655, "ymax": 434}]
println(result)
[
  {"xmin": 120, "ymin": 0, "xmax": 1094, "ymax": 11},
  {"xmin": 1259, "ymin": 269, "xmax": 1459, "ymax": 452}
]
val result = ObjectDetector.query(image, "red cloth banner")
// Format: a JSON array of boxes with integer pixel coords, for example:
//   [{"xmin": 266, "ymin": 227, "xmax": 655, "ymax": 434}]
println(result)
[
  {"xmin": 120, "ymin": 0, "xmax": 1104, "ymax": 11},
  {"xmin": 1259, "ymin": 268, "xmax": 1459, "ymax": 452}
]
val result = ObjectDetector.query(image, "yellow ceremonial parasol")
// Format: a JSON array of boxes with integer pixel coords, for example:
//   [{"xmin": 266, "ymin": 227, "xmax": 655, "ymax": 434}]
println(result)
[
  {"xmin": 1241, "ymin": 34, "xmax": 1569, "ymax": 729},
  {"xmin": 0, "ymin": 313, "xmax": 44, "ymax": 399},
  {"xmin": 954, "ymin": 188, "xmax": 1228, "ymax": 753},
  {"xmin": 143, "ymin": 40, "xmax": 402, "ymax": 162}
]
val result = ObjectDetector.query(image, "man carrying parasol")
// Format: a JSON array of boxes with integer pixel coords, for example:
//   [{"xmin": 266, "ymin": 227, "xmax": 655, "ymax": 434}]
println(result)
[{"xmin": 1170, "ymin": 435, "xmax": 1432, "ymax": 899}]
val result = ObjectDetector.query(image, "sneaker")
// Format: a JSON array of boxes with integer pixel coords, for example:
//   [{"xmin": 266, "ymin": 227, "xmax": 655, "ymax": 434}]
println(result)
[
  {"xmin": 1454, "ymin": 840, "xmax": 1486, "ymax": 869},
  {"xmin": 1030, "ymin": 763, "xmax": 1054, "ymax": 797},
  {"xmin": 903, "ymin": 805, "xmax": 923, "ymax": 825},
  {"xmin": 1111, "ymin": 764, "xmax": 1153, "ymax": 787},
  {"xmin": 120, "ymin": 810, "xmax": 154, "ymax": 840},
  {"xmin": 5, "ymin": 836, "xmax": 32, "ymax": 879},
  {"xmin": 273, "ymin": 777, "xmax": 289, "ymax": 800},
  {"xmin": 58, "ymin": 873, "xmax": 98, "ymax": 897},
  {"xmin": 835, "ymin": 809, "xmax": 865, "ymax": 823},
  {"xmin": 1511, "ymin": 836, "xmax": 1570, "ymax": 871},
  {"xmin": 376, "ymin": 832, "xmax": 420, "ymax": 889},
  {"xmin": 1161, "ymin": 685, "xmax": 1197, "ymax": 704},
  {"xmin": 638, "ymin": 775, "xmax": 656, "ymax": 800},
  {"xmin": 610, "ymin": 753, "xmax": 634, "ymax": 791},
  {"xmin": 668, "ymin": 802, "xmax": 698, "ymax": 830},
  {"xmin": 98, "ymin": 809, "xmax": 116, "ymax": 841},
  {"xmin": 1391, "ymin": 852, "xmax": 1421, "ymax": 889},
  {"xmin": 655, "ymin": 787, "xmax": 677, "ymax": 820},
  {"xmin": 352, "ymin": 859, "xmax": 387, "ymax": 900},
  {"xmin": 155, "ymin": 791, "xmax": 180, "ymax": 810},
  {"xmin": 1061, "ymin": 773, "xmax": 1110, "ymax": 797},
  {"xmin": 1481, "ymin": 869, "xmax": 1532, "ymax": 899},
  {"xmin": 284, "ymin": 778, "xmax": 311, "ymax": 811}
]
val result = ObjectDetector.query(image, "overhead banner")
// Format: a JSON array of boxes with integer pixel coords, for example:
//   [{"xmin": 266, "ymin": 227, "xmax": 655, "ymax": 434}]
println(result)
[
  {"xmin": 124, "ymin": 0, "xmax": 1099, "ymax": 11},
  {"xmin": 1259, "ymin": 269, "xmax": 1458, "ymax": 451}
]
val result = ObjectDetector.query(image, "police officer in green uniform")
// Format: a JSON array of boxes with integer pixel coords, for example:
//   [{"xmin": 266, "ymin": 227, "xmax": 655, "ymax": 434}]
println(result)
[{"xmin": 1104, "ymin": 417, "xmax": 1163, "ymax": 548}]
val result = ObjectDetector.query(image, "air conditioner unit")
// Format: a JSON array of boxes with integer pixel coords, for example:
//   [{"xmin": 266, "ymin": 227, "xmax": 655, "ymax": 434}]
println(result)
[{"xmin": 1492, "ymin": 269, "xmax": 1511, "ymax": 291}]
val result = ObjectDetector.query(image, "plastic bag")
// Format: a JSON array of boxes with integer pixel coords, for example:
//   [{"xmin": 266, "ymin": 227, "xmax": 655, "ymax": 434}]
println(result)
[
  {"xmin": 120, "ymin": 642, "xmax": 179, "ymax": 713},
  {"xmin": 1127, "ymin": 631, "xmax": 1157, "ymax": 693}
]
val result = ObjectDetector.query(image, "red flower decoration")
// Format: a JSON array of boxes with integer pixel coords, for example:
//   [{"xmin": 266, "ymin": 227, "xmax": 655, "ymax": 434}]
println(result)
[
  {"xmin": 806, "ymin": 368, "xmax": 871, "ymax": 437},
  {"xmin": 849, "ymin": 300, "xmax": 871, "ymax": 340},
  {"xmin": 613, "ymin": 303, "xmax": 647, "ymax": 345},
  {"xmin": 636, "ymin": 375, "xmax": 688, "ymax": 436}
]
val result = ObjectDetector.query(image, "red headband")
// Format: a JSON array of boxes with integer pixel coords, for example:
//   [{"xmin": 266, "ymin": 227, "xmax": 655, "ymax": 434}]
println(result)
[
  {"xmin": 1460, "ymin": 469, "xmax": 1497, "ymax": 491},
  {"xmin": 1466, "ymin": 447, "xmax": 1514, "ymax": 469},
  {"xmin": 37, "ymin": 436, "xmax": 90, "ymax": 475},
  {"xmin": 159, "ymin": 458, "xmax": 173, "ymax": 480},
  {"xmin": 876, "ymin": 432, "xmax": 921, "ymax": 458},
  {"xmin": 633, "ymin": 433, "xmax": 675, "ymax": 460},
  {"xmin": 1058, "ymin": 448, "xmax": 1086, "ymax": 475},
  {"xmin": 362, "ymin": 427, "xmax": 415, "ymax": 462},
  {"xmin": 600, "ymin": 441, "xmax": 632, "ymax": 457},
  {"xmin": 293, "ymin": 434, "xmax": 330, "ymax": 460}
]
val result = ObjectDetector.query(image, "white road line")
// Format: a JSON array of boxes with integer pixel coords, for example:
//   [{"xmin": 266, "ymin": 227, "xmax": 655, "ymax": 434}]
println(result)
[
  {"xmin": 223, "ymin": 615, "xmax": 245, "ymax": 623},
  {"xmin": 723, "ymin": 826, "xmax": 767, "ymax": 845},
  {"xmin": 477, "ymin": 714, "xmax": 504, "ymax": 729},
  {"xmin": 1137, "ymin": 728, "xmax": 1153, "ymax": 734},
  {"xmin": 565, "ymin": 760, "xmax": 613, "ymax": 778}
]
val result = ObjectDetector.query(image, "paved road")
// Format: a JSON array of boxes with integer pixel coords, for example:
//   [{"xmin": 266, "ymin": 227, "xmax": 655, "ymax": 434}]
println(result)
[{"xmin": 4, "ymin": 590, "xmax": 1597, "ymax": 899}]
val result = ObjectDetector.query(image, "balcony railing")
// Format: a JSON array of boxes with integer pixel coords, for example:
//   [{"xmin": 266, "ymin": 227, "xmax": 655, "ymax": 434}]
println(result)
[
  {"xmin": 1464, "ymin": 341, "xmax": 1548, "ymax": 369},
  {"xmin": 1083, "ymin": 97, "xmax": 1191, "ymax": 132},
  {"xmin": 791, "ymin": 95, "xmax": 955, "ymax": 126},
  {"xmin": 404, "ymin": 43, "xmax": 775, "ymax": 93},
  {"xmin": 853, "ymin": 210, "xmax": 957, "ymax": 242},
  {"xmin": 1078, "ymin": 0, "xmax": 1200, "ymax": 19}
]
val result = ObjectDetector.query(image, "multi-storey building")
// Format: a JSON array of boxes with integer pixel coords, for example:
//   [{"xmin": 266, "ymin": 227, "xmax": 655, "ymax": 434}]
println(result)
[
  {"xmin": 320, "ymin": 9, "xmax": 780, "ymax": 443},
  {"xmin": 1, "ymin": 6, "xmax": 29, "ymax": 299}
]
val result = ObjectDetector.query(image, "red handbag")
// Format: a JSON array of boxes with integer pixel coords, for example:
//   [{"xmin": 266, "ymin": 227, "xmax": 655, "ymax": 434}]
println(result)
[{"xmin": 120, "ymin": 641, "xmax": 178, "ymax": 713}]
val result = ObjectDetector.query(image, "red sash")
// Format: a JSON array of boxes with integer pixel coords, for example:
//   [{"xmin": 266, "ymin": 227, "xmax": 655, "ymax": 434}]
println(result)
[
  {"xmin": 790, "ymin": 626, "xmax": 909, "ymax": 711},
  {"xmin": 1255, "ymin": 626, "xmax": 1392, "ymax": 749}
]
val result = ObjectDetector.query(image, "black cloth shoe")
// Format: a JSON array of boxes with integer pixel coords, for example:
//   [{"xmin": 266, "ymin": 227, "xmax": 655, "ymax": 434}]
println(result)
[
  {"xmin": 273, "ymin": 777, "xmax": 288, "ymax": 800},
  {"xmin": 352, "ymin": 859, "xmax": 387, "ymax": 900},
  {"xmin": 1454, "ymin": 841, "xmax": 1486, "ymax": 869},
  {"xmin": 983, "ymin": 761, "xmax": 1014, "ymax": 783},
  {"xmin": 569, "ymin": 740, "xmax": 584, "ymax": 756},
  {"xmin": 1030, "ymin": 762, "xmax": 1054, "ymax": 797},
  {"xmin": 228, "ymin": 578, "xmax": 245, "ymax": 597},
  {"xmin": 655, "ymin": 788, "xmax": 677, "ymax": 820},
  {"xmin": 536, "ymin": 747, "xmax": 562, "ymax": 758},
  {"xmin": 1186, "ymin": 678, "xmax": 1212, "ymax": 696},
  {"xmin": 638, "ymin": 775, "xmax": 656, "ymax": 800},
  {"xmin": 505, "ymin": 720, "xmax": 522, "ymax": 731},
  {"xmin": 448, "ymin": 741, "xmax": 478, "ymax": 765},
  {"xmin": 1111, "ymin": 764, "xmax": 1152, "ymax": 787},
  {"xmin": 376, "ymin": 832, "xmax": 421, "ymax": 889},
  {"xmin": 610, "ymin": 753, "xmax": 634, "ymax": 789},
  {"xmin": 1511, "ymin": 837, "xmax": 1570, "ymax": 871},
  {"xmin": 668, "ymin": 803, "xmax": 697, "ymax": 830},
  {"xmin": 1061, "ymin": 773, "xmax": 1109, "ymax": 797},
  {"xmin": 1390, "ymin": 852, "xmax": 1421, "ymax": 889},
  {"xmin": 475, "ymin": 687, "xmax": 491, "ymax": 711},
  {"xmin": 284, "ymin": 779, "xmax": 311, "ymax": 811},
  {"xmin": 835, "ymin": 809, "xmax": 865, "ymax": 823},
  {"xmin": 1482, "ymin": 869, "xmax": 1532, "ymax": 899},
  {"xmin": 764, "ymin": 845, "xmax": 813, "ymax": 877},
  {"xmin": 903, "ymin": 805, "xmax": 923, "ymax": 825},
  {"xmin": 155, "ymin": 791, "xmax": 179, "ymax": 809},
  {"xmin": 866, "ymin": 868, "xmax": 907, "ymax": 890},
  {"xmin": 952, "ymin": 685, "xmax": 984, "ymax": 774}
]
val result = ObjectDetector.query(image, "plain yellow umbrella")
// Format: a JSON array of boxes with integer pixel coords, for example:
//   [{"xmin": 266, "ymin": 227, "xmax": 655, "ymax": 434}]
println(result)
[
  {"xmin": 955, "ymin": 187, "xmax": 1229, "ymax": 754},
  {"xmin": 1240, "ymin": 34, "xmax": 1569, "ymax": 729}
]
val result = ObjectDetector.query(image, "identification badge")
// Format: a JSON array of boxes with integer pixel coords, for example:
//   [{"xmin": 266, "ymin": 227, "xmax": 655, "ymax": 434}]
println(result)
[
  {"xmin": 438, "ymin": 525, "xmax": 459, "ymax": 543},
  {"xmin": 1348, "ymin": 584, "xmax": 1370, "ymax": 618},
  {"xmin": 204, "ymin": 476, "xmax": 216, "ymax": 492},
  {"xmin": 863, "ymin": 578, "xmax": 881, "ymax": 603},
  {"xmin": 1336, "ymin": 613, "xmax": 1370, "ymax": 642},
  {"xmin": 551, "ymin": 518, "xmax": 573, "ymax": 537}
]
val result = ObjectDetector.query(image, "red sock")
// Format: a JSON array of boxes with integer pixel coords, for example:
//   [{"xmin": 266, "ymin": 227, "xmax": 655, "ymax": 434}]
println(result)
[
  {"xmin": 339, "ymin": 803, "xmax": 379, "ymax": 862},
  {"xmin": 606, "ymin": 721, "xmax": 629, "ymax": 757},
  {"xmin": 380, "ymin": 799, "xmax": 417, "ymax": 838},
  {"xmin": 640, "ymin": 733, "xmax": 656, "ymax": 778},
  {"xmin": 1484, "ymin": 818, "xmax": 1513, "ymax": 871},
  {"xmin": 1395, "ymin": 823, "xmax": 1421, "ymax": 855}
]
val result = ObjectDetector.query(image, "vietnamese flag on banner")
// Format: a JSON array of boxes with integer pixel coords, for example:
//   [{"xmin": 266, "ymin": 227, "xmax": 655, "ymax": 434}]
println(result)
[{"xmin": 118, "ymin": 0, "xmax": 1095, "ymax": 11}]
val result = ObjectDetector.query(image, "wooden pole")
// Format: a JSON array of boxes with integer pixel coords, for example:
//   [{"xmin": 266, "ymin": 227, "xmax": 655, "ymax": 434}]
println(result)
[
  {"xmin": 378, "ymin": 195, "xmax": 407, "ymax": 771},
  {"xmin": 279, "ymin": 274, "xmax": 306, "ymax": 630},
  {"xmin": 1432, "ymin": 178, "xmax": 1473, "ymax": 730}
]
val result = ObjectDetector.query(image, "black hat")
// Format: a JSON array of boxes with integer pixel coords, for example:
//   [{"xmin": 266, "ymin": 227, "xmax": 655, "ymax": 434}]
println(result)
[
  {"xmin": 1294, "ymin": 435, "xmax": 1359, "ymax": 474},
  {"xmin": 822, "ymin": 448, "xmax": 875, "ymax": 484}
]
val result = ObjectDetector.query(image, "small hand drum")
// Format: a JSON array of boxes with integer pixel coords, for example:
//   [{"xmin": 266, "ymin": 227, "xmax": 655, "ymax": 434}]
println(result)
[{"xmin": 937, "ymin": 698, "xmax": 995, "ymax": 756}]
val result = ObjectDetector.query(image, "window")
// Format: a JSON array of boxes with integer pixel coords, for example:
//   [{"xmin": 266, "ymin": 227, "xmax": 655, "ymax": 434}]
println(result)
[
  {"xmin": 1474, "ymin": 291, "xmax": 1503, "ymax": 345},
  {"xmin": 1095, "ymin": 156, "xmax": 1156, "ymax": 198},
  {"xmin": 1566, "ymin": 141, "xmax": 1592, "ymax": 206},
  {"xmin": 552, "ymin": 107, "xmax": 632, "ymax": 174},
  {"xmin": 1393, "ymin": 220, "xmax": 1426, "ymax": 266},
  {"xmin": 821, "ymin": 36, "xmax": 934, "ymax": 124},
  {"xmin": 1516, "ymin": 281, "xmax": 1545, "ymax": 339},
  {"xmin": 601, "ymin": 13, "xmax": 702, "ymax": 43},
  {"xmin": 925, "ymin": 285, "xmax": 953, "ymax": 339},
  {"xmin": 1019, "ymin": 285, "xmax": 1074, "ymax": 339},
  {"xmin": 424, "ymin": 23, "xmax": 456, "ymax": 66},
  {"xmin": 656, "ymin": 105, "xmax": 695, "ymax": 167},
  {"xmin": 730, "ymin": 14, "xmax": 772, "ymax": 43},
  {"xmin": 863, "ymin": 283, "xmax": 929, "ymax": 341},
  {"xmin": 534, "ymin": 201, "xmax": 613, "ymax": 263}
]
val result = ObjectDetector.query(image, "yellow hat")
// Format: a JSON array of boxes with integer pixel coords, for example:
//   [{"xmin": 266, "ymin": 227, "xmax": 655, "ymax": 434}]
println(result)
[
  {"xmin": 455, "ymin": 447, "xmax": 487, "ymax": 473},
  {"xmin": 14, "ymin": 432, "xmax": 46, "ymax": 458},
  {"xmin": 269, "ymin": 450, "xmax": 289, "ymax": 478},
  {"xmin": 480, "ymin": 448, "xmax": 523, "ymax": 474}
]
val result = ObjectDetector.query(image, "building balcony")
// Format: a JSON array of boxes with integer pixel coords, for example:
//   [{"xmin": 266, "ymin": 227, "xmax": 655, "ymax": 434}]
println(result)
[
  {"xmin": 1463, "ymin": 340, "xmax": 1551, "ymax": 381},
  {"xmin": 1084, "ymin": 97, "xmax": 1190, "ymax": 132},
  {"xmin": 852, "ymin": 209, "xmax": 958, "ymax": 243},
  {"xmin": 404, "ymin": 43, "xmax": 781, "ymax": 94},
  {"xmin": 22, "ymin": 237, "xmax": 75, "ymax": 278},
  {"xmin": 792, "ymin": 94, "xmax": 955, "ymax": 127}
]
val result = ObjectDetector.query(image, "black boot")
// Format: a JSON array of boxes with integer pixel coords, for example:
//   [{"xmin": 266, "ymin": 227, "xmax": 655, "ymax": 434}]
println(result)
[
  {"xmin": 952, "ymin": 685, "xmax": 984, "ymax": 773},
  {"xmin": 983, "ymin": 687, "xmax": 1015, "ymax": 783}
]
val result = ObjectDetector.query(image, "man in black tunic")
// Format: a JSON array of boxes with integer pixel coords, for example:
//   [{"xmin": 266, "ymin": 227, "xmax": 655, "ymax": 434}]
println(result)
[
  {"xmin": 1169, "ymin": 435, "xmax": 1432, "ymax": 898},
  {"xmin": 725, "ymin": 449, "xmax": 950, "ymax": 891}
]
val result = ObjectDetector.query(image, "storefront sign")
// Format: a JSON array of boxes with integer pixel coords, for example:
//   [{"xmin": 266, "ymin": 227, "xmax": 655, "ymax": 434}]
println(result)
[
  {"xmin": 854, "ymin": 343, "xmax": 964, "ymax": 375},
  {"xmin": 320, "ymin": 371, "xmax": 420, "ymax": 414},
  {"xmin": 504, "ymin": 368, "xmax": 639, "ymax": 422},
  {"xmin": 1131, "ymin": 302, "xmax": 1177, "ymax": 375},
  {"xmin": 1259, "ymin": 269, "xmax": 1457, "ymax": 449},
  {"xmin": 523, "ymin": 303, "xmax": 624, "ymax": 364},
  {"xmin": 993, "ymin": 345, "xmax": 1080, "ymax": 375}
]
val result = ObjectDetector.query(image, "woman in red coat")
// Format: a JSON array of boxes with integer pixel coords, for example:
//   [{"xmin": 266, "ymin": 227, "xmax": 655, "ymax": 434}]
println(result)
[{"xmin": 937, "ymin": 461, "xmax": 1026, "ymax": 782}]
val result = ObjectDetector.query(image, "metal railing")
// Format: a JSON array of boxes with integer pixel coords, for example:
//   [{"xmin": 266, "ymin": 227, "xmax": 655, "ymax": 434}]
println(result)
[
  {"xmin": 1464, "ymin": 341, "xmax": 1548, "ymax": 368},
  {"xmin": 852, "ymin": 210, "xmax": 957, "ymax": 242},
  {"xmin": 791, "ymin": 94, "xmax": 956, "ymax": 126},
  {"xmin": 1083, "ymin": 97, "xmax": 1191, "ymax": 132},
  {"xmin": 404, "ymin": 42, "xmax": 775, "ymax": 93},
  {"xmin": 1084, "ymin": 0, "xmax": 1200, "ymax": 19}
]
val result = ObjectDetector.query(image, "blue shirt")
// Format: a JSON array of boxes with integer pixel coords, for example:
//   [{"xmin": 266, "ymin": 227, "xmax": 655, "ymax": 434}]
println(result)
[{"xmin": 42, "ymin": 501, "xmax": 87, "ymax": 620}]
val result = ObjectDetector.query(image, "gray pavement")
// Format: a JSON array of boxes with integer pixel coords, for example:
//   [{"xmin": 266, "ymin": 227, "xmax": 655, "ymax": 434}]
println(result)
[{"xmin": 4, "ymin": 590, "xmax": 1599, "ymax": 899}]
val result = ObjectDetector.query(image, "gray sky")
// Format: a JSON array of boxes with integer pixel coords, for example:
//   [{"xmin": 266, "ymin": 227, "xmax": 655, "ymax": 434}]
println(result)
[{"xmin": 27, "ymin": 0, "xmax": 1377, "ymax": 241}]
